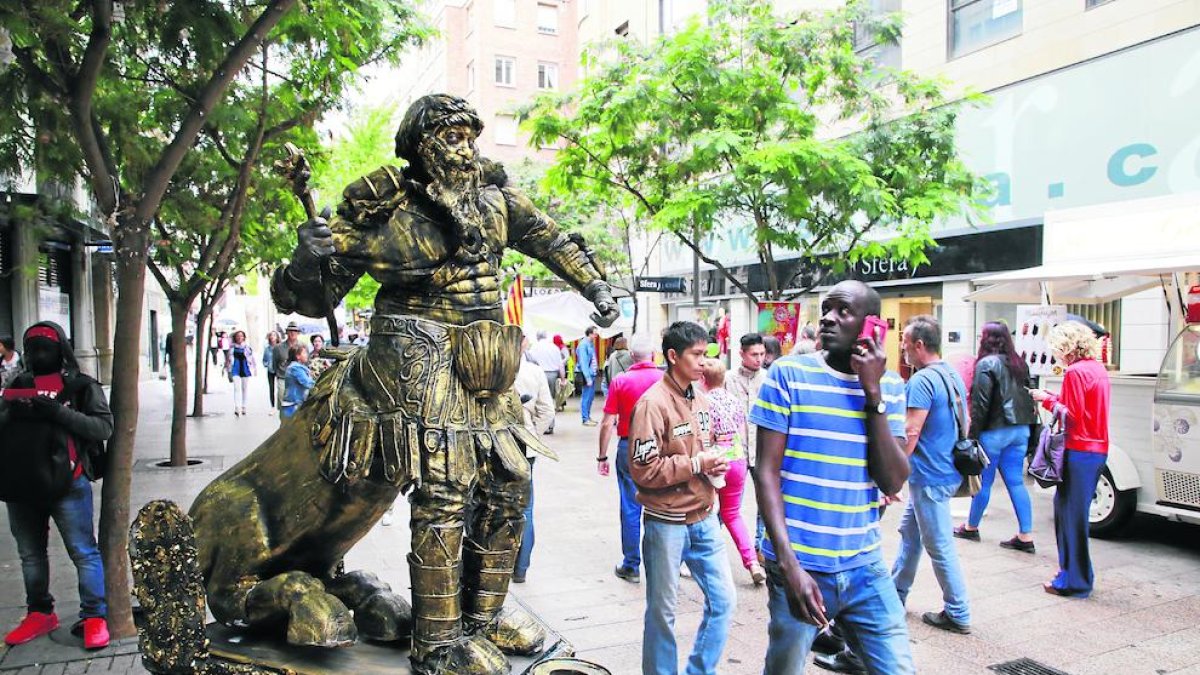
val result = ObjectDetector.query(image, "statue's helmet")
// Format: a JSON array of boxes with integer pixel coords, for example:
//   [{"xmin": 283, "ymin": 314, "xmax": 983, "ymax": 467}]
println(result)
[{"xmin": 394, "ymin": 94, "xmax": 484, "ymax": 168}]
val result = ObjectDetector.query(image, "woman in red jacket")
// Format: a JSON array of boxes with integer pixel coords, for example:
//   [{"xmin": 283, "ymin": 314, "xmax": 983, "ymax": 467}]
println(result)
[{"xmin": 1031, "ymin": 321, "xmax": 1111, "ymax": 598}]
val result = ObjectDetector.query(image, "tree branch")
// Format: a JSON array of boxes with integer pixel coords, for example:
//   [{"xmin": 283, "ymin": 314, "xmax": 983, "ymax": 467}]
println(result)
[
  {"xmin": 67, "ymin": 0, "xmax": 118, "ymax": 213},
  {"xmin": 11, "ymin": 45, "xmax": 67, "ymax": 98},
  {"xmin": 135, "ymin": 0, "xmax": 298, "ymax": 224},
  {"xmin": 673, "ymin": 231, "xmax": 758, "ymax": 304}
]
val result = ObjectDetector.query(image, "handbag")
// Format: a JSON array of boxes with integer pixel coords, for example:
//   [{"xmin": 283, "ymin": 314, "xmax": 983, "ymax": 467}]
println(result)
[
  {"xmin": 955, "ymin": 474, "xmax": 982, "ymax": 498},
  {"xmin": 928, "ymin": 364, "xmax": 990, "ymax": 477},
  {"xmin": 1029, "ymin": 405, "xmax": 1067, "ymax": 488}
]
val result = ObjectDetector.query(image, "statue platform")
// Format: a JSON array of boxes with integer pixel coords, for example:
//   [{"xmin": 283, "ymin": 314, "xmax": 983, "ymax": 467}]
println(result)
[{"xmin": 205, "ymin": 599, "xmax": 597, "ymax": 675}]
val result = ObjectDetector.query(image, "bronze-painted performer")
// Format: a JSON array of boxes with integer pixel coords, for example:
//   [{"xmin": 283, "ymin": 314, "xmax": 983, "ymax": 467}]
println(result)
[{"xmin": 188, "ymin": 94, "xmax": 618, "ymax": 675}]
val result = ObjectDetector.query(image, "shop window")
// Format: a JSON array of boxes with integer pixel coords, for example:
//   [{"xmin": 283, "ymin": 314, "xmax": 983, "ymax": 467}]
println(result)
[
  {"xmin": 853, "ymin": 0, "xmax": 901, "ymax": 69},
  {"xmin": 494, "ymin": 115, "xmax": 518, "ymax": 146},
  {"xmin": 949, "ymin": 0, "xmax": 1022, "ymax": 59},
  {"xmin": 494, "ymin": 0, "xmax": 516, "ymax": 28},
  {"xmin": 494, "ymin": 56, "xmax": 515, "ymax": 86},
  {"xmin": 537, "ymin": 62, "xmax": 558, "ymax": 90},
  {"xmin": 537, "ymin": 3, "xmax": 558, "ymax": 34}
]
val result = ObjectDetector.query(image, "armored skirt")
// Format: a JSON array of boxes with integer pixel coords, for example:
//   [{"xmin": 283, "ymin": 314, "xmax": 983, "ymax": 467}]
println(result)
[{"xmin": 308, "ymin": 314, "xmax": 555, "ymax": 491}]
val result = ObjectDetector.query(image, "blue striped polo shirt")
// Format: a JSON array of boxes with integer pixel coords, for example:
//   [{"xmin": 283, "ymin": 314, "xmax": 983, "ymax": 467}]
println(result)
[{"xmin": 748, "ymin": 352, "xmax": 907, "ymax": 573}]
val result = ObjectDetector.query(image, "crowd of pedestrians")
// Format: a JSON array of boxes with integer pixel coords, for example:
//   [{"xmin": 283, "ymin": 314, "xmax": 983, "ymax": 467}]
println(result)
[{"xmin": 568, "ymin": 278, "xmax": 1111, "ymax": 674}]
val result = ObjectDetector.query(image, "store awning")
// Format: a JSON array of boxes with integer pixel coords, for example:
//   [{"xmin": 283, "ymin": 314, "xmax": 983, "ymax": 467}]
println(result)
[{"xmin": 964, "ymin": 253, "xmax": 1200, "ymax": 304}]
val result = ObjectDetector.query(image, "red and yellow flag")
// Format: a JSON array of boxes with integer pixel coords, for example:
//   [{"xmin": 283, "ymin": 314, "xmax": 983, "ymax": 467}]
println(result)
[{"xmin": 504, "ymin": 275, "xmax": 524, "ymax": 326}]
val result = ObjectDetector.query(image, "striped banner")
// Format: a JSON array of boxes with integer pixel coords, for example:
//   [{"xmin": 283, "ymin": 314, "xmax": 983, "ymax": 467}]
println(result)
[{"xmin": 504, "ymin": 275, "xmax": 524, "ymax": 326}]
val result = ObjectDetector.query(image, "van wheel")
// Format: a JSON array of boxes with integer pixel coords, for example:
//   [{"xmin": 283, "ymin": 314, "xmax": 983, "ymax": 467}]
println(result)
[{"xmin": 1090, "ymin": 468, "xmax": 1135, "ymax": 539}]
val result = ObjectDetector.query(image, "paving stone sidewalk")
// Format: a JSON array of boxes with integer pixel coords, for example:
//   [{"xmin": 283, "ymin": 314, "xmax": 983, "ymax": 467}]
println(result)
[{"xmin": 2, "ymin": 371, "xmax": 1199, "ymax": 674}]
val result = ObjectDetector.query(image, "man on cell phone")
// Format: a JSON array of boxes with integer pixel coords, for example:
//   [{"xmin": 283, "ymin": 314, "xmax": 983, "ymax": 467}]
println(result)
[
  {"xmin": 0, "ymin": 322, "xmax": 113, "ymax": 650},
  {"xmin": 750, "ymin": 280, "xmax": 913, "ymax": 674}
]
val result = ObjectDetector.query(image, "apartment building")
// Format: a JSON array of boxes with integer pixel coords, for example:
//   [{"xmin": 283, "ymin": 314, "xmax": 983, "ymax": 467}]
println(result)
[
  {"xmin": 596, "ymin": 0, "xmax": 1200, "ymax": 373},
  {"xmin": 394, "ymin": 0, "xmax": 579, "ymax": 164}
]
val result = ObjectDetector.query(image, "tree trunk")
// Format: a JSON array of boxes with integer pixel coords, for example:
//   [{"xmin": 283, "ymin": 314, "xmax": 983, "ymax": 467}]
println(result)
[
  {"xmin": 98, "ymin": 218, "xmax": 150, "ymax": 641},
  {"xmin": 192, "ymin": 306, "xmax": 214, "ymax": 416},
  {"xmin": 168, "ymin": 301, "xmax": 190, "ymax": 466}
]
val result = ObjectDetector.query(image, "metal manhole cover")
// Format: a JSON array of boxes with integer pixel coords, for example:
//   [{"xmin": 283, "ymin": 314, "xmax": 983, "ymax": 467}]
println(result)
[{"xmin": 988, "ymin": 658, "xmax": 1070, "ymax": 675}]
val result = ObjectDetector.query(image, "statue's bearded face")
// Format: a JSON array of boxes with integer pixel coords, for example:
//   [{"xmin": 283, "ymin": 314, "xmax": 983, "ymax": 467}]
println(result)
[
  {"xmin": 418, "ymin": 123, "xmax": 487, "ymax": 253},
  {"xmin": 418, "ymin": 124, "xmax": 480, "ymax": 183}
]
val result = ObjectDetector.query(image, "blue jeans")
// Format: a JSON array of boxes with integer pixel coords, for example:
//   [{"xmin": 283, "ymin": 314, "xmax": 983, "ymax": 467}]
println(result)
[
  {"xmin": 1052, "ymin": 450, "xmax": 1106, "ymax": 597},
  {"xmin": 968, "ymin": 425, "xmax": 1034, "ymax": 533},
  {"xmin": 764, "ymin": 556, "xmax": 913, "ymax": 675},
  {"xmin": 891, "ymin": 483, "xmax": 971, "ymax": 625},
  {"xmin": 516, "ymin": 458, "xmax": 535, "ymax": 577},
  {"xmin": 7, "ymin": 475, "xmax": 107, "ymax": 618},
  {"xmin": 579, "ymin": 378, "xmax": 595, "ymax": 422},
  {"xmin": 643, "ymin": 514, "xmax": 735, "ymax": 675},
  {"xmin": 615, "ymin": 439, "xmax": 642, "ymax": 571}
]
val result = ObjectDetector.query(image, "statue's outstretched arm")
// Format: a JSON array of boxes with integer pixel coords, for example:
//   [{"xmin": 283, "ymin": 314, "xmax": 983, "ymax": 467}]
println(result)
[
  {"xmin": 271, "ymin": 212, "xmax": 367, "ymax": 318},
  {"xmin": 503, "ymin": 187, "xmax": 620, "ymax": 327}
]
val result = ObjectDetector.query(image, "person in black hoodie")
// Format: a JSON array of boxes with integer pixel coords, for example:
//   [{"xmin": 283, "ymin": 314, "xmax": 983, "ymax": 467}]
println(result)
[
  {"xmin": 0, "ymin": 321, "xmax": 113, "ymax": 649},
  {"xmin": 954, "ymin": 321, "xmax": 1039, "ymax": 552}
]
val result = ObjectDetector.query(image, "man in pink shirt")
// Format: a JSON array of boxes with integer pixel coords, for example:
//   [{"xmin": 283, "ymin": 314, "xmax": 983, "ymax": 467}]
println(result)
[{"xmin": 598, "ymin": 335, "xmax": 663, "ymax": 583}]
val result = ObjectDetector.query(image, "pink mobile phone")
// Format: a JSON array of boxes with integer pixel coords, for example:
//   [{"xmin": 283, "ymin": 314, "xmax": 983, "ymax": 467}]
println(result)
[{"xmin": 859, "ymin": 315, "xmax": 888, "ymax": 344}]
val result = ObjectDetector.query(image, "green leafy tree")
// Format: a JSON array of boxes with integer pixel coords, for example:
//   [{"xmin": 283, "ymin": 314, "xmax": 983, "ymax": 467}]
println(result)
[
  {"xmin": 523, "ymin": 0, "xmax": 985, "ymax": 306},
  {"xmin": 0, "ymin": 0, "xmax": 427, "ymax": 637}
]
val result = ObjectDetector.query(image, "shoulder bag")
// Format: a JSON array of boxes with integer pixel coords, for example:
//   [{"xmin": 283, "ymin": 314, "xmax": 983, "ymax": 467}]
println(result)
[
  {"xmin": 928, "ymin": 365, "xmax": 990, "ymax": 497},
  {"xmin": 1029, "ymin": 405, "xmax": 1067, "ymax": 488}
]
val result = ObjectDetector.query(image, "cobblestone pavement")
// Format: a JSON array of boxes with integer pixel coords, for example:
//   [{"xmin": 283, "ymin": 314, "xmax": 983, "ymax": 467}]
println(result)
[{"xmin": 2, "ymin": 370, "xmax": 1199, "ymax": 674}]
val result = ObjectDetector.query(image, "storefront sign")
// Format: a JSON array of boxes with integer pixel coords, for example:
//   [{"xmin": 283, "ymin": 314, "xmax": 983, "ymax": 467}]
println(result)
[{"xmin": 636, "ymin": 276, "xmax": 688, "ymax": 293}]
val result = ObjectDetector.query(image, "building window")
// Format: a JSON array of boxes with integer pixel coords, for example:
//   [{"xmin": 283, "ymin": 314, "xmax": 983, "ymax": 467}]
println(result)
[
  {"xmin": 853, "ymin": 0, "xmax": 901, "ymax": 69},
  {"xmin": 1086, "ymin": 0, "xmax": 1115, "ymax": 6},
  {"xmin": 537, "ymin": 62, "xmax": 558, "ymax": 90},
  {"xmin": 537, "ymin": 3, "xmax": 558, "ymax": 34},
  {"xmin": 495, "ymin": 115, "xmax": 518, "ymax": 146},
  {"xmin": 494, "ymin": 56, "xmax": 515, "ymax": 86},
  {"xmin": 494, "ymin": 0, "xmax": 516, "ymax": 28},
  {"xmin": 466, "ymin": 2, "xmax": 476, "ymax": 35},
  {"xmin": 466, "ymin": 61, "xmax": 476, "ymax": 93},
  {"xmin": 949, "ymin": 0, "xmax": 1022, "ymax": 58}
]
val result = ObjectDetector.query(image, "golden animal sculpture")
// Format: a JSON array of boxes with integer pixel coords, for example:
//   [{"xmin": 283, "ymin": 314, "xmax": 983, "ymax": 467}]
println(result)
[{"xmin": 188, "ymin": 94, "xmax": 618, "ymax": 675}]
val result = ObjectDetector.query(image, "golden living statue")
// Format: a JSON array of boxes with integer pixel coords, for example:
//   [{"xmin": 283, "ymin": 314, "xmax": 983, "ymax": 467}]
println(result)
[{"xmin": 188, "ymin": 94, "xmax": 618, "ymax": 675}]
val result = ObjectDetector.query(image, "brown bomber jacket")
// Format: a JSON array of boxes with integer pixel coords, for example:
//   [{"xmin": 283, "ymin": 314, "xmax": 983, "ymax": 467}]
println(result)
[{"xmin": 627, "ymin": 376, "xmax": 716, "ymax": 525}]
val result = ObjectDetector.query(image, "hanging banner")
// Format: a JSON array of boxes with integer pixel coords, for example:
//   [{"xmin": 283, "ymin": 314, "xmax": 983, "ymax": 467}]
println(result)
[
  {"xmin": 757, "ymin": 302, "xmax": 802, "ymax": 355},
  {"xmin": 1016, "ymin": 304, "xmax": 1068, "ymax": 377}
]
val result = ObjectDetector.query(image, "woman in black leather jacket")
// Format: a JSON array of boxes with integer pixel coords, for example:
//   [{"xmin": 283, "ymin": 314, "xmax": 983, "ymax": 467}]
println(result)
[{"xmin": 954, "ymin": 322, "xmax": 1039, "ymax": 552}]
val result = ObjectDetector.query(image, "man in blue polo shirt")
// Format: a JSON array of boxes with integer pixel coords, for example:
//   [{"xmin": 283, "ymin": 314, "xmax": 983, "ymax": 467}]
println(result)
[{"xmin": 750, "ymin": 280, "xmax": 913, "ymax": 674}]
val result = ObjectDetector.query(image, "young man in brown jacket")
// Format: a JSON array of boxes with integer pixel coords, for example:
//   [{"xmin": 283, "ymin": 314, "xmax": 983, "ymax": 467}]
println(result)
[{"xmin": 628, "ymin": 321, "xmax": 735, "ymax": 675}]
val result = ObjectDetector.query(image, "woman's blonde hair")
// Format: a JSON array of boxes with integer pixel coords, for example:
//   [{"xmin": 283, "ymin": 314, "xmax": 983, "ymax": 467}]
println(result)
[
  {"xmin": 1047, "ymin": 321, "xmax": 1101, "ymax": 362},
  {"xmin": 701, "ymin": 358, "xmax": 727, "ymax": 389}
]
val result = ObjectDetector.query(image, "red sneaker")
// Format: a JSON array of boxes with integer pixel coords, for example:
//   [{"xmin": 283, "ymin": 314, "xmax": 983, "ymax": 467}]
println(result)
[
  {"xmin": 82, "ymin": 617, "xmax": 110, "ymax": 650},
  {"xmin": 4, "ymin": 611, "xmax": 59, "ymax": 646}
]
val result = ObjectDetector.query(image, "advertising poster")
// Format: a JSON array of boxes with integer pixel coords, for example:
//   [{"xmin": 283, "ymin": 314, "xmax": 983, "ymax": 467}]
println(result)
[
  {"xmin": 757, "ymin": 302, "xmax": 802, "ymax": 355},
  {"xmin": 1015, "ymin": 305, "xmax": 1068, "ymax": 377}
]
